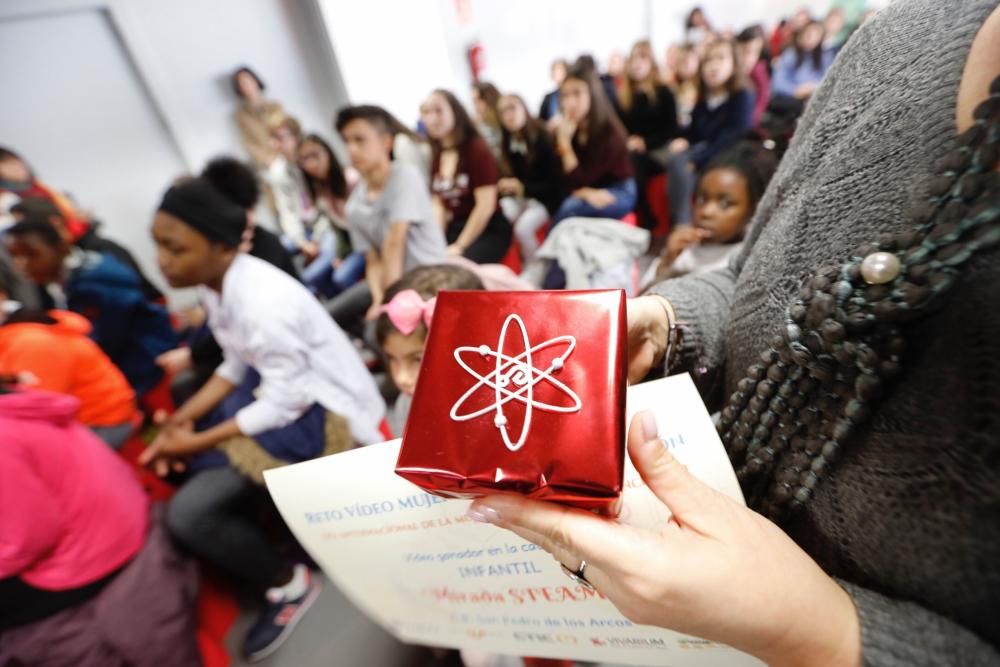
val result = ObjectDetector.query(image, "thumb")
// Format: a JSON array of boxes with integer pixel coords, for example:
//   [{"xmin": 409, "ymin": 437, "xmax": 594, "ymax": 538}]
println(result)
[{"xmin": 628, "ymin": 410, "xmax": 721, "ymax": 531}]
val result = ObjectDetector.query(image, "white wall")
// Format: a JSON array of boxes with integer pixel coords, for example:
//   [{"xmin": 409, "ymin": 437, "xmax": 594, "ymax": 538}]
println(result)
[
  {"xmin": 1, "ymin": 0, "xmax": 874, "ymax": 307},
  {"xmin": 0, "ymin": 7, "xmax": 188, "ymax": 301},
  {"xmin": 320, "ymin": 0, "xmax": 847, "ymax": 120},
  {"xmin": 469, "ymin": 0, "xmax": 649, "ymax": 113},
  {"xmin": 0, "ymin": 0, "xmax": 347, "ymax": 304},
  {"xmin": 316, "ymin": 0, "xmax": 465, "ymax": 127},
  {"xmin": 114, "ymin": 0, "xmax": 344, "ymax": 170}
]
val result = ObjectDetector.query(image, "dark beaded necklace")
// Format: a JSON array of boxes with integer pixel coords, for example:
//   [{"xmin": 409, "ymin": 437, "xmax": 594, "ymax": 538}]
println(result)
[{"xmin": 719, "ymin": 75, "xmax": 1000, "ymax": 520}]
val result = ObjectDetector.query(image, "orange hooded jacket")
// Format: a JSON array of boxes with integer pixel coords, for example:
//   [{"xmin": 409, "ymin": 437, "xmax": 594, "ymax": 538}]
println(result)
[{"xmin": 0, "ymin": 310, "xmax": 136, "ymax": 427}]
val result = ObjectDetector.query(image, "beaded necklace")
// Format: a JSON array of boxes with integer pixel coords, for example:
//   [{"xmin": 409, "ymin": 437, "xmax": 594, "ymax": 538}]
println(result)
[{"xmin": 718, "ymin": 75, "xmax": 1000, "ymax": 519}]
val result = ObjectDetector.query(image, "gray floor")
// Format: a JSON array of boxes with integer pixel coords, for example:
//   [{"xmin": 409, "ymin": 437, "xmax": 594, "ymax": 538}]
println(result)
[{"xmin": 226, "ymin": 574, "xmax": 435, "ymax": 667}]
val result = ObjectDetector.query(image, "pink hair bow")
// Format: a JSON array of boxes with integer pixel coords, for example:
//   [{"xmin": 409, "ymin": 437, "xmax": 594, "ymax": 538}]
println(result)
[{"xmin": 379, "ymin": 289, "xmax": 437, "ymax": 335}]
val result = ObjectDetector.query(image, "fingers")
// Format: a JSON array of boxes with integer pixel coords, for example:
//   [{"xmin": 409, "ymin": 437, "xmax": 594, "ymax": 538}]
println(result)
[
  {"xmin": 467, "ymin": 493, "xmax": 637, "ymax": 574},
  {"xmin": 628, "ymin": 410, "xmax": 724, "ymax": 532},
  {"xmin": 138, "ymin": 441, "xmax": 161, "ymax": 467},
  {"xmin": 153, "ymin": 409, "xmax": 170, "ymax": 426}
]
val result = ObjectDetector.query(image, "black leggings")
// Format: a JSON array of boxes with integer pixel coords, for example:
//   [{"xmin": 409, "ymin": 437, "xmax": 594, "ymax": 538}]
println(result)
[{"xmin": 447, "ymin": 210, "xmax": 513, "ymax": 264}]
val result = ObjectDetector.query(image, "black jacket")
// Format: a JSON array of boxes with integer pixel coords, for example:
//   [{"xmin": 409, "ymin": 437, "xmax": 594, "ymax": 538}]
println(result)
[{"xmin": 616, "ymin": 85, "xmax": 679, "ymax": 151}]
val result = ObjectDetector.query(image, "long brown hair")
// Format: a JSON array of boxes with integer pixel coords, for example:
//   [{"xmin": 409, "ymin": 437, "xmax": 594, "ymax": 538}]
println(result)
[
  {"xmin": 697, "ymin": 37, "xmax": 747, "ymax": 102},
  {"xmin": 299, "ymin": 133, "xmax": 347, "ymax": 201},
  {"xmin": 472, "ymin": 82, "xmax": 501, "ymax": 129},
  {"xmin": 560, "ymin": 64, "xmax": 625, "ymax": 146},
  {"xmin": 793, "ymin": 20, "xmax": 826, "ymax": 70},
  {"xmin": 498, "ymin": 94, "xmax": 549, "ymax": 175},
  {"xmin": 619, "ymin": 40, "xmax": 661, "ymax": 111},
  {"xmin": 425, "ymin": 89, "xmax": 482, "ymax": 162}
]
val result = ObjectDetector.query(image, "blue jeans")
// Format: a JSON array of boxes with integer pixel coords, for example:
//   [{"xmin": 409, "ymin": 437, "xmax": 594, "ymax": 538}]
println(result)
[
  {"xmin": 302, "ymin": 231, "xmax": 366, "ymax": 299},
  {"xmin": 552, "ymin": 178, "xmax": 637, "ymax": 225}
]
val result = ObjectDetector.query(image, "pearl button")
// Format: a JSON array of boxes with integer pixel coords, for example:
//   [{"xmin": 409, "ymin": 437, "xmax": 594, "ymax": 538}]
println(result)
[
  {"xmin": 860, "ymin": 252, "xmax": 901, "ymax": 285},
  {"xmin": 494, "ymin": 414, "xmax": 508, "ymax": 428},
  {"xmin": 478, "ymin": 344, "xmax": 491, "ymax": 356},
  {"xmin": 551, "ymin": 356, "xmax": 564, "ymax": 370}
]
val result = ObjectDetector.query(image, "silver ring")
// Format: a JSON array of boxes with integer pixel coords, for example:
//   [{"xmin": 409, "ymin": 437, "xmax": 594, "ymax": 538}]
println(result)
[{"xmin": 560, "ymin": 559, "xmax": 594, "ymax": 590}]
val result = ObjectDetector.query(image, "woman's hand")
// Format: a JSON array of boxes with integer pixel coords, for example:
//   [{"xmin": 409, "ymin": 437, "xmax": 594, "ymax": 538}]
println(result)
[
  {"xmin": 668, "ymin": 137, "xmax": 690, "ymax": 155},
  {"xmin": 467, "ymin": 412, "xmax": 862, "ymax": 667},
  {"xmin": 794, "ymin": 82, "xmax": 819, "ymax": 99},
  {"xmin": 625, "ymin": 295, "xmax": 672, "ymax": 383},
  {"xmin": 446, "ymin": 242, "xmax": 465, "ymax": 257},
  {"xmin": 497, "ymin": 177, "xmax": 524, "ymax": 198},
  {"xmin": 582, "ymin": 188, "xmax": 616, "ymax": 209},
  {"xmin": 627, "ymin": 135, "xmax": 647, "ymax": 152},
  {"xmin": 553, "ymin": 117, "xmax": 577, "ymax": 148}
]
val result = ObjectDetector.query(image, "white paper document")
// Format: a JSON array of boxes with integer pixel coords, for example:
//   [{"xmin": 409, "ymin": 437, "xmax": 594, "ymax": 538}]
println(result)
[{"xmin": 265, "ymin": 375, "xmax": 763, "ymax": 666}]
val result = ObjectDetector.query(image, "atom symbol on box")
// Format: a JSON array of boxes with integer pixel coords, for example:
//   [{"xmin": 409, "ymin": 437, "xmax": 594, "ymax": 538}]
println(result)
[{"xmin": 449, "ymin": 313, "xmax": 582, "ymax": 452}]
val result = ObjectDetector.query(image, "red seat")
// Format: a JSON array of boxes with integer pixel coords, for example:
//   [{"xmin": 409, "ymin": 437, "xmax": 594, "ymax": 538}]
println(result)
[
  {"xmin": 500, "ymin": 239, "xmax": 523, "ymax": 274},
  {"xmin": 139, "ymin": 372, "xmax": 176, "ymax": 418},
  {"xmin": 646, "ymin": 173, "xmax": 672, "ymax": 238},
  {"xmin": 196, "ymin": 574, "xmax": 239, "ymax": 667}
]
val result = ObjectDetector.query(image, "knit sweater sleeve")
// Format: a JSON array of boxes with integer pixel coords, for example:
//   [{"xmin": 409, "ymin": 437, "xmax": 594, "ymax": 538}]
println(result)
[
  {"xmin": 839, "ymin": 581, "xmax": 1000, "ymax": 666},
  {"xmin": 646, "ymin": 260, "xmax": 738, "ymax": 405},
  {"xmin": 644, "ymin": 29, "xmax": 848, "ymax": 404}
]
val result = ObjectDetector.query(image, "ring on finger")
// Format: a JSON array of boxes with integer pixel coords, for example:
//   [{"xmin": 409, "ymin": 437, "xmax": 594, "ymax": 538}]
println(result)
[{"xmin": 560, "ymin": 559, "xmax": 595, "ymax": 591}]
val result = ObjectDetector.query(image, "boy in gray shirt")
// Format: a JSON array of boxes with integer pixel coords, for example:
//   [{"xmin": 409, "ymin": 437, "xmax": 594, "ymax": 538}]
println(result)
[{"xmin": 328, "ymin": 106, "xmax": 446, "ymax": 327}]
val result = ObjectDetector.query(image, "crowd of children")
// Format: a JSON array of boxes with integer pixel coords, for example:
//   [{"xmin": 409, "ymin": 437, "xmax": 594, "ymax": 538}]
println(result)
[{"xmin": 0, "ymin": 4, "xmax": 855, "ymax": 665}]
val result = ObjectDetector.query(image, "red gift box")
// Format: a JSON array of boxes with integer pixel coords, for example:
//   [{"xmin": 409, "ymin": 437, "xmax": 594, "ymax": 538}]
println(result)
[{"xmin": 395, "ymin": 289, "xmax": 627, "ymax": 512}]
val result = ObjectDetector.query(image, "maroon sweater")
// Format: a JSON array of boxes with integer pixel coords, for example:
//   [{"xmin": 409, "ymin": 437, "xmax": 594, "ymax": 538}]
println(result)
[{"xmin": 564, "ymin": 125, "xmax": 633, "ymax": 191}]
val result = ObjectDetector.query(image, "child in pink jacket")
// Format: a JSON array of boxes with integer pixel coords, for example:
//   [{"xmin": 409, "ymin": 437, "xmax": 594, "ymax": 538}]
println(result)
[{"xmin": 0, "ymin": 387, "xmax": 201, "ymax": 666}]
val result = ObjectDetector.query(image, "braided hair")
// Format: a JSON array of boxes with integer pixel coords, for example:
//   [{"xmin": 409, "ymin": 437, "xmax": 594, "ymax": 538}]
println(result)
[{"xmin": 718, "ymin": 75, "xmax": 1000, "ymax": 519}]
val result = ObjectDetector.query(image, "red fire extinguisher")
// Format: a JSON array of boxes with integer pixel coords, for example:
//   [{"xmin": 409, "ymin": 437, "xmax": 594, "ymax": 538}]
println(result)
[{"xmin": 467, "ymin": 40, "xmax": 486, "ymax": 83}]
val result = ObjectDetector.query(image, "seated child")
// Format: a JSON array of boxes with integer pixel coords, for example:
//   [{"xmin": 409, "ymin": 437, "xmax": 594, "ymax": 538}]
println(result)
[
  {"xmin": 0, "ymin": 273, "xmax": 136, "ymax": 448},
  {"xmin": 5, "ymin": 214, "xmax": 177, "ymax": 396},
  {"xmin": 375, "ymin": 264, "xmax": 484, "ymax": 436},
  {"xmin": 11, "ymin": 197, "xmax": 164, "ymax": 302},
  {"xmin": 0, "ymin": 386, "xmax": 200, "ymax": 666},
  {"xmin": 644, "ymin": 141, "xmax": 777, "ymax": 286},
  {"xmin": 156, "ymin": 156, "xmax": 303, "ymax": 406},
  {"xmin": 142, "ymin": 176, "xmax": 385, "ymax": 661},
  {"xmin": 328, "ymin": 104, "xmax": 447, "ymax": 333}
]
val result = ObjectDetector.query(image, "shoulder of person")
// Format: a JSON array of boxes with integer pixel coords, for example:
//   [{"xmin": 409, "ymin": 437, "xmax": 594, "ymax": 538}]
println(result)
[
  {"xmin": 230, "ymin": 255, "xmax": 305, "ymax": 311},
  {"xmin": 466, "ymin": 135, "xmax": 495, "ymax": 158},
  {"xmin": 655, "ymin": 83, "xmax": 675, "ymax": 97},
  {"xmin": 390, "ymin": 161, "xmax": 426, "ymax": 187}
]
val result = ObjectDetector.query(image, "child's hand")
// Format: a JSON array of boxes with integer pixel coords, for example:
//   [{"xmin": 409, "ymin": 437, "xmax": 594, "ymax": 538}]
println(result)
[
  {"xmin": 140, "ymin": 419, "xmax": 196, "ymax": 477},
  {"xmin": 365, "ymin": 300, "xmax": 383, "ymax": 322},
  {"xmin": 663, "ymin": 226, "xmax": 712, "ymax": 267},
  {"xmin": 156, "ymin": 347, "xmax": 192, "ymax": 376},
  {"xmin": 300, "ymin": 241, "xmax": 320, "ymax": 262}
]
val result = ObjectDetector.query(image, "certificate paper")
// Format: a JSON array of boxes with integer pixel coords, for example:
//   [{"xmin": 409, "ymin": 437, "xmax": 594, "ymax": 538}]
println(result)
[{"xmin": 265, "ymin": 375, "xmax": 763, "ymax": 666}]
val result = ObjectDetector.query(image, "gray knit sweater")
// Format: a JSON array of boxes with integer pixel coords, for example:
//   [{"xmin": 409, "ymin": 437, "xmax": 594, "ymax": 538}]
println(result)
[{"xmin": 650, "ymin": 0, "xmax": 1000, "ymax": 664}]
